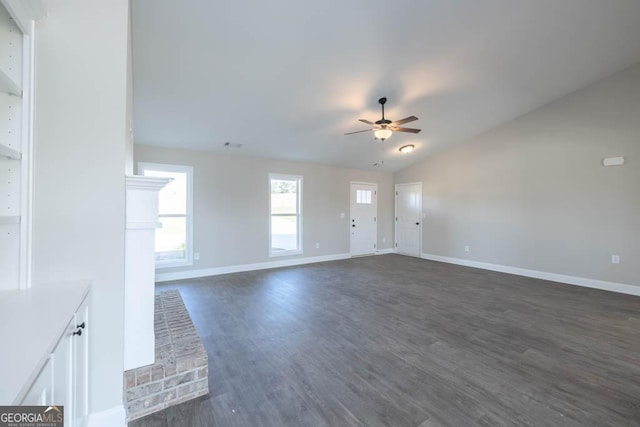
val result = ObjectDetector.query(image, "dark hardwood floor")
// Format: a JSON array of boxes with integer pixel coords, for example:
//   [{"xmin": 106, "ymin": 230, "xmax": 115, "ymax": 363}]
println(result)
[{"xmin": 131, "ymin": 254, "xmax": 640, "ymax": 427}]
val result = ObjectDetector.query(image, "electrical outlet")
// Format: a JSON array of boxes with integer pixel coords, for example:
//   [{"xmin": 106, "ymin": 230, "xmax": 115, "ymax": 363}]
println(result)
[
  {"xmin": 315, "ymin": 243, "xmax": 320, "ymax": 249},
  {"xmin": 611, "ymin": 254, "xmax": 620, "ymax": 264},
  {"xmin": 340, "ymin": 212, "xmax": 345, "ymax": 219},
  {"xmin": 194, "ymin": 252, "xmax": 200, "ymax": 261},
  {"xmin": 464, "ymin": 245, "xmax": 470, "ymax": 252}
]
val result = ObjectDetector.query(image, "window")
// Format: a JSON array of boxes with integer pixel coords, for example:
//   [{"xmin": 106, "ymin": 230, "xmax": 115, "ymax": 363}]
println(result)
[
  {"xmin": 139, "ymin": 163, "xmax": 193, "ymax": 268},
  {"xmin": 269, "ymin": 174, "xmax": 302, "ymax": 256},
  {"xmin": 356, "ymin": 189, "xmax": 372, "ymax": 204}
]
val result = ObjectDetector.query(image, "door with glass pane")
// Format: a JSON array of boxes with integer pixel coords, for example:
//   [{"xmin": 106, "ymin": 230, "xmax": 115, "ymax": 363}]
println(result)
[{"xmin": 350, "ymin": 182, "xmax": 377, "ymax": 256}]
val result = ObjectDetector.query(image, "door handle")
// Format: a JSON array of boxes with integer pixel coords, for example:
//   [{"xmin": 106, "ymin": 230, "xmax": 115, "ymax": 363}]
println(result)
[
  {"xmin": 416, "ymin": 222, "xmax": 420, "ymax": 225},
  {"xmin": 352, "ymin": 224, "xmax": 356, "ymax": 227}
]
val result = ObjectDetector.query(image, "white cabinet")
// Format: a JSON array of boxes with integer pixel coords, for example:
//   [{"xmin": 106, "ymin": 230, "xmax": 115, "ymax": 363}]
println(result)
[
  {"xmin": 52, "ymin": 319, "xmax": 73, "ymax": 410},
  {"xmin": 21, "ymin": 356, "xmax": 53, "ymax": 405},
  {"xmin": 73, "ymin": 299, "xmax": 89, "ymax": 426},
  {"xmin": 18, "ymin": 295, "xmax": 90, "ymax": 427},
  {"xmin": 0, "ymin": 282, "xmax": 90, "ymax": 427}
]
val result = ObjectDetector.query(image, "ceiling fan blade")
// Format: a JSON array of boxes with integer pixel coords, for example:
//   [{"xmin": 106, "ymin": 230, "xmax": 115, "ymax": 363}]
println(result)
[
  {"xmin": 391, "ymin": 116, "xmax": 418, "ymax": 126},
  {"xmin": 390, "ymin": 126, "xmax": 421, "ymax": 133},
  {"xmin": 358, "ymin": 119, "xmax": 375, "ymax": 125},
  {"xmin": 344, "ymin": 128, "xmax": 373, "ymax": 135}
]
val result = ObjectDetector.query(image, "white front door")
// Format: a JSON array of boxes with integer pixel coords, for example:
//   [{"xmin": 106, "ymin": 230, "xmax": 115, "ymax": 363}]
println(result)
[
  {"xmin": 350, "ymin": 182, "xmax": 377, "ymax": 256},
  {"xmin": 395, "ymin": 182, "xmax": 422, "ymax": 257}
]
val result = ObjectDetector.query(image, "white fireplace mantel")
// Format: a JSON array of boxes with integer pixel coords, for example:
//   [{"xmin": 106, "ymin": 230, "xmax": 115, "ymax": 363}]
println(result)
[{"xmin": 124, "ymin": 175, "xmax": 171, "ymax": 371}]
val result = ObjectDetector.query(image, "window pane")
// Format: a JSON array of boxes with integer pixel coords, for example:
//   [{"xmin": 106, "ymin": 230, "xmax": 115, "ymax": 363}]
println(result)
[
  {"xmin": 143, "ymin": 170, "xmax": 187, "ymax": 215},
  {"xmin": 271, "ymin": 215, "xmax": 298, "ymax": 251},
  {"xmin": 155, "ymin": 217, "xmax": 186, "ymax": 261},
  {"xmin": 356, "ymin": 189, "xmax": 372, "ymax": 204},
  {"xmin": 271, "ymin": 179, "xmax": 298, "ymax": 214},
  {"xmin": 271, "ymin": 192, "xmax": 298, "ymax": 214}
]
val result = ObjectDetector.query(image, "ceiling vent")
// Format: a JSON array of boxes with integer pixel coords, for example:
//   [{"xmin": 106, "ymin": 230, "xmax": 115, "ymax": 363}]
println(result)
[{"xmin": 224, "ymin": 142, "xmax": 243, "ymax": 149}]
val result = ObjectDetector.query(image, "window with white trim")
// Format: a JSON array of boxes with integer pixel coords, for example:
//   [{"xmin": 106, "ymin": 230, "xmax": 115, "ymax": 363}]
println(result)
[
  {"xmin": 139, "ymin": 162, "xmax": 193, "ymax": 268},
  {"xmin": 269, "ymin": 174, "xmax": 302, "ymax": 256}
]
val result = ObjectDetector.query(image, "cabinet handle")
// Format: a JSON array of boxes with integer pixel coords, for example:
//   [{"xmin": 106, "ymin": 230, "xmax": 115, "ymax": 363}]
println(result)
[
  {"xmin": 73, "ymin": 329, "xmax": 82, "ymax": 336},
  {"xmin": 76, "ymin": 322, "xmax": 86, "ymax": 329}
]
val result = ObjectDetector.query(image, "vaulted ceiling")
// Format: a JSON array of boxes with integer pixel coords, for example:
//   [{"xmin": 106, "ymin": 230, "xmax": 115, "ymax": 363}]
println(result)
[{"xmin": 132, "ymin": 0, "xmax": 640, "ymax": 172}]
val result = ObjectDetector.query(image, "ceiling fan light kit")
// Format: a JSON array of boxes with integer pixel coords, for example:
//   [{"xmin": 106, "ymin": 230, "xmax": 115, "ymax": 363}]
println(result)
[
  {"xmin": 374, "ymin": 128, "xmax": 393, "ymax": 140},
  {"xmin": 345, "ymin": 97, "xmax": 421, "ymax": 142},
  {"xmin": 399, "ymin": 144, "xmax": 415, "ymax": 154}
]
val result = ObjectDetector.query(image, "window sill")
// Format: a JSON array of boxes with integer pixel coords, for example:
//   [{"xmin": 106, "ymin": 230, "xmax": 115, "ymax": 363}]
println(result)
[
  {"xmin": 269, "ymin": 250, "xmax": 303, "ymax": 258},
  {"xmin": 155, "ymin": 260, "xmax": 193, "ymax": 269}
]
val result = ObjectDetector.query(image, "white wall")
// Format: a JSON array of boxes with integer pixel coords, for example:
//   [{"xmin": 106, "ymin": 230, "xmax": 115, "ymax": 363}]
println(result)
[
  {"xmin": 135, "ymin": 145, "xmax": 395, "ymax": 275},
  {"xmin": 33, "ymin": 0, "xmax": 129, "ymax": 417},
  {"xmin": 395, "ymin": 62, "xmax": 640, "ymax": 287},
  {"xmin": 125, "ymin": 3, "xmax": 134, "ymax": 176}
]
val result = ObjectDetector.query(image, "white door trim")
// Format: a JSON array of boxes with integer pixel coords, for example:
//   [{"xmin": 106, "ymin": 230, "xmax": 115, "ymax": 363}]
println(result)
[{"xmin": 395, "ymin": 182, "xmax": 422, "ymax": 257}]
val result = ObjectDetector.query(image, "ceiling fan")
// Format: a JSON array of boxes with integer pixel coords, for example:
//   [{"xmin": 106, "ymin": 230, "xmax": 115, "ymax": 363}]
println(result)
[{"xmin": 345, "ymin": 97, "xmax": 421, "ymax": 141}]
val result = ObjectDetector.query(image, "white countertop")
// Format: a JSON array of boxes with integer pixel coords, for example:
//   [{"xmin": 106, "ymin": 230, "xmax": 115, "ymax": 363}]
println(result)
[{"xmin": 0, "ymin": 281, "xmax": 90, "ymax": 404}]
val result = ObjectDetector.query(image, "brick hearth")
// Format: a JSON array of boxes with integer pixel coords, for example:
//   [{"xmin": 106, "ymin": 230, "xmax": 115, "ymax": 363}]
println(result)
[{"xmin": 124, "ymin": 290, "xmax": 208, "ymax": 421}]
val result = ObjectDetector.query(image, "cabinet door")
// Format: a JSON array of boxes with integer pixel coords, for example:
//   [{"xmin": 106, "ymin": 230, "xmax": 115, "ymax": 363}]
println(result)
[
  {"xmin": 73, "ymin": 297, "xmax": 89, "ymax": 427},
  {"xmin": 52, "ymin": 319, "xmax": 74, "ymax": 423},
  {"xmin": 21, "ymin": 356, "xmax": 53, "ymax": 405}
]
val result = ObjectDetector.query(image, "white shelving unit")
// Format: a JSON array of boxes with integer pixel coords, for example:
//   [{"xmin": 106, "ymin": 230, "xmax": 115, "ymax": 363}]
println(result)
[
  {"xmin": 0, "ymin": 67, "xmax": 20, "ymax": 95},
  {"xmin": 0, "ymin": 2, "xmax": 25, "ymax": 290},
  {"xmin": 0, "ymin": 141, "xmax": 19, "ymax": 159},
  {"xmin": 0, "ymin": 215, "xmax": 19, "ymax": 224}
]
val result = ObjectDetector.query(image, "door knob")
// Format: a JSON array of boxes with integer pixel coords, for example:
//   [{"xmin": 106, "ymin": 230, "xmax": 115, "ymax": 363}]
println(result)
[
  {"xmin": 415, "ymin": 222, "xmax": 420, "ymax": 225},
  {"xmin": 352, "ymin": 224, "xmax": 356, "ymax": 227},
  {"xmin": 76, "ymin": 322, "xmax": 85, "ymax": 329},
  {"xmin": 73, "ymin": 329, "xmax": 82, "ymax": 336}
]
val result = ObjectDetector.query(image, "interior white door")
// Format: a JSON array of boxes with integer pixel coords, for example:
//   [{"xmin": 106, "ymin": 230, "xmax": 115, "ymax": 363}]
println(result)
[
  {"xmin": 350, "ymin": 182, "xmax": 377, "ymax": 256},
  {"xmin": 395, "ymin": 182, "xmax": 422, "ymax": 257}
]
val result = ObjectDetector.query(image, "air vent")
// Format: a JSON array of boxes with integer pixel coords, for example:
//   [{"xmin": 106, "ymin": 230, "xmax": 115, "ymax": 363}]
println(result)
[{"xmin": 224, "ymin": 142, "xmax": 243, "ymax": 149}]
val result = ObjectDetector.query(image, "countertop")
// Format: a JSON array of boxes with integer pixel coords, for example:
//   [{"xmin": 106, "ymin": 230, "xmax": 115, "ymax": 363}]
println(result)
[{"xmin": 0, "ymin": 281, "xmax": 90, "ymax": 404}]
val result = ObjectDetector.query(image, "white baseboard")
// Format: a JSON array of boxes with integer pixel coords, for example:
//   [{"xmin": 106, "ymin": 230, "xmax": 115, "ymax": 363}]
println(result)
[
  {"xmin": 376, "ymin": 248, "xmax": 396, "ymax": 255},
  {"xmin": 156, "ymin": 253, "xmax": 352, "ymax": 282},
  {"xmin": 421, "ymin": 253, "xmax": 640, "ymax": 296},
  {"xmin": 86, "ymin": 405, "xmax": 126, "ymax": 427}
]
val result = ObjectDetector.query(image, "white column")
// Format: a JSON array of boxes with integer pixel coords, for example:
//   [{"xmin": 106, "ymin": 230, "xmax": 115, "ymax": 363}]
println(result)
[{"xmin": 124, "ymin": 175, "xmax": 171, "ymax": 371}]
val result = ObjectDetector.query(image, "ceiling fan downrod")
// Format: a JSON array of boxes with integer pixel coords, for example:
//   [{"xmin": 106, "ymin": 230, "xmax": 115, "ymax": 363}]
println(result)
[{"xmin": 377, "ymin": 97, "xmax": 391, "ymax": 125}]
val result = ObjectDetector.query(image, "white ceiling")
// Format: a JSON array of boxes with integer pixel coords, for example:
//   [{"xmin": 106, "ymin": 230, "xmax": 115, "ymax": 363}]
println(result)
[{"xmin": 132, "ymin": 0, "xmax": 640, "ymax": 172}]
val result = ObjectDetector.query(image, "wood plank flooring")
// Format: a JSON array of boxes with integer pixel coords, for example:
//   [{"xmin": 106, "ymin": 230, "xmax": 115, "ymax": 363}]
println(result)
[{"xmin": 131, "ymin": 254, "xmax": 640, "ymax": 427}]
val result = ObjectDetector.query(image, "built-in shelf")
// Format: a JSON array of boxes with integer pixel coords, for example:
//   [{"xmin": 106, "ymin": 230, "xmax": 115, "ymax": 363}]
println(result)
[
  {"xmin": 0, "ymin": 215, "xmax": 20, "ymax": 225},
  {"xmin": 0, "ymin": 67, "xmax": 21, "ymax": 97},
  {"xmin": 0, "ymin": 143, "xmax": 20, "ymax": 160}
]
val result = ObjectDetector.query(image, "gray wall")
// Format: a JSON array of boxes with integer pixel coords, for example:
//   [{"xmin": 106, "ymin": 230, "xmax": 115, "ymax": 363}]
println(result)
[
  {"xmin": 32, "ymin": 0, "xmax": 129, "ymax": 414},
  {"xmin": 395, "ymin": 63, "xmax": 640, "ymax": 286},
  {"xmin": 135, "ymin": 145, "xmax": 394, "ymax": 272}
]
